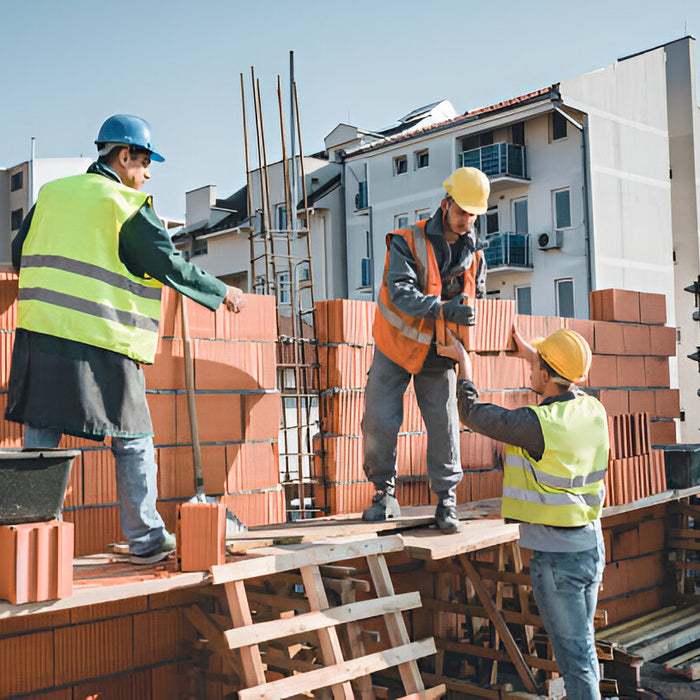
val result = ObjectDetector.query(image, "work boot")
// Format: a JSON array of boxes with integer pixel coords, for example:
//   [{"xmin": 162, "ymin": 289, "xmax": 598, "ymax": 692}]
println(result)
[
  {"xmin": 435, "ymin": 501, "xmax": 462, "ymax": 534},
  {"xmin": 362, "ymin": 491, "xmax": 401, "ymax": 522},
  {"xmin": 130, "ymin": 531, "xmax": 176, "ymax": 565}
]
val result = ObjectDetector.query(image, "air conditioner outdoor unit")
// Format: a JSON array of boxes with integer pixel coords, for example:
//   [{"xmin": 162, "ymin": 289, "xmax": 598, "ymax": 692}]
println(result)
[{"xmin": 537, "ymin": 230, "xmax": 563, "ymax": 250}]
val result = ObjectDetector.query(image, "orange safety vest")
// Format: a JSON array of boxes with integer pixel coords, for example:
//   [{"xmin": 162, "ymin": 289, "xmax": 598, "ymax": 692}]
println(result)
[{"xmin": 373, "ymin": 220, "xmax": 481, "ymax": 374}]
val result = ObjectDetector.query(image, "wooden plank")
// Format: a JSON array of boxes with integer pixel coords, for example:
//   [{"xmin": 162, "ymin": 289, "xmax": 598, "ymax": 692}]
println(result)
[
  {"xmin": 601, "ymin": 485, "xmax": 700, "ymax": 519},
  {"xmin": 459, "ymin": 554, "xmax": 538, "ymax": 693},
  {"xmin": 596, "ymin": 606, "xmax": 679, "ymax": 639},
  {"xmin": 436, "ymin": 638, "xmax": 559, "ymax": 673},
  {"xmin": 608, "ymin": 607, "xmax": 700, "ymax": 646},
  {"xmin": 224, "ymin": 579, "xmax": 267, "ymax": 687},
  {"xmin": 300, "ymin": 564, "xmax": 354, "ymax": 700},
  {"xmin": 213, "ymin": 534, "xmax": 405, "ymax": 584},
  {"xmin": 225, "ymin": 591, "xmax": 421, "ymax": 649},
  {"xmin": 420, "ymin": 672, "xmax": 501, "ymax": 699},
  {"xmin": 0, "ymin": 569, "xmax": 208, "ymax": 618},
  {"xmin": 422, "ymin": 596, "xmax": 543, "ymax": 628},
  {"xmin": 401, "ymin": 520, "xmax": 520, "ymax": 560},
  {"xmin": 395, "ymin": 684, "xmax": 447, "ymax": 700},
  {"xmin": 367, "ymin": 553, "xmax": 425, "ymax": 694},
  {"xmin": 629, "ymin": 619, "xmax": 700, "ymax": 661},
  {"xmin": 237, "ymin": 639, "xmax": 436, "ymax": 700}
]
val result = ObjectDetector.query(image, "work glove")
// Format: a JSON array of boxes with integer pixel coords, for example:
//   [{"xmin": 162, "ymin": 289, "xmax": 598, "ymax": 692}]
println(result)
[{"xmin": 441, "ymin": 294, "xmax": 476, "ymax": 326}]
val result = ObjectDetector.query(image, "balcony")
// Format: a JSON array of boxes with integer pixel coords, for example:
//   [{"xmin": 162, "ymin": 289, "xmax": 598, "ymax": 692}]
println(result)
[
  {"xmin": 483, "ymin": 232, "xmax": 532, "ymax": 270},
  {"xmin": 460, "ymin": 143, "xmax": 529, "ymax": 191}
]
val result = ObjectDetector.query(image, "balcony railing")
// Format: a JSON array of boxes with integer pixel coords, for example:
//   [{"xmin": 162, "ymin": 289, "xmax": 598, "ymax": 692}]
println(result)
[
  {"xmin": 460, "ymin": 143, "xmax": 527, "ymax": 179},
  {"xmin": 483, "ymin": 232, "xmax": 532, "ymax": 269}
]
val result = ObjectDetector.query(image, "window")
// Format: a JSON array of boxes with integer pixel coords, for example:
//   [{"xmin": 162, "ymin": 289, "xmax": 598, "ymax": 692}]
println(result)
[
  {"xmin": 460, "ymin": 131, "xmax": 493, "ymax": 151},
  {"xmin": 480, "ymin": 206, "xmax": 499, "ymax": 235},
  {"xmin": 513, "ymin": 199, "xmax": 528, "ymax": 233},
  {"xmin": 553, "ymin": 189, "xmax": 571, "ymax": 229},
  {"xmin": 360, "ymin": 230, "xmax": 372, "ymax": 288},
  {"xmin": 394, "ymin": 214, "xmax": 408, "ymax": 230},
  {"xmin": 414, "ymin": 149, "xmax": 429, "ymax": 169},
  {"xmin": 277, "ymin": 271, "xmax": 291, "ymax": 304},
  {"xmin": 415, "ymin": 209, "xmax": 431, "ymax": 221},
  {"xmin": 515, "ymin": 286, "xmax": 532, "ymax": 315},
  {"xmin": 512, "ymin": 122, "xmax": 525, "ymax": 146},
  {"xmin": 393, "ymin": 155, "xmax": 407, "ymax": 175},
  {"xmin": 276, "ymin": 204, "xmax": 287, "ymax": 230},
  {"xmin": 10, "ymin": 209, "xmax": 23, "ymax": 231},
  {"xmin": 190, "ymin": 236, "xmax": 208, "ymax": 257},
  {"xmin": 297, "ymin": 261, "xmax": 310, "ymax": 282},
  {"xmin": 556, "ymin": 278, "xmax": 575, "ymax": 318},
  {"xmin": 552, "ymin": 112, "xmax": 568, "ymax": 141},
  {"xmin": 10, "ymin": 172, "xmax": 23, "ymax": 191},
  {"xmin": 355, "ymin": 181, "xmax": 368, "ymax": 209}
]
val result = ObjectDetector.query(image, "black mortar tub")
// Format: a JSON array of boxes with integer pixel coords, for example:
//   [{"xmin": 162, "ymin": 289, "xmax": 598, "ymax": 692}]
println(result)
[{"xmin": 0, "ymin": 449, "xmax": 80, "ymax": 525}]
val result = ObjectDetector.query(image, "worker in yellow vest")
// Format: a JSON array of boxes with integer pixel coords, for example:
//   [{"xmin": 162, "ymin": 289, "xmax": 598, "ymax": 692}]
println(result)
[
  {"xmin": 438, "ymin": 327, "xmax": 609, "ymax": 699},
  {"xmin": 362, "ymin": 167, "xmax": 490, "ymax": 533},
  {"xmin": 6, "ymin": 114, "xmax": 245, "ymax": 564}
]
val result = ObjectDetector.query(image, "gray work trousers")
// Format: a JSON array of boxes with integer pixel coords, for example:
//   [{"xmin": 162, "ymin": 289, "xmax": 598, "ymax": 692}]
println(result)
[{"xmin": 362, "ymin": 348, "xmax": 462, "ymax": 502}]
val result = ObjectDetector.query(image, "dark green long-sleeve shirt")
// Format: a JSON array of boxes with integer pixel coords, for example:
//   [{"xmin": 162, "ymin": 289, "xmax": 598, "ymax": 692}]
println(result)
[{"xmin": 5, "ymin": 162, "xmax": 227, "ymax": 440}]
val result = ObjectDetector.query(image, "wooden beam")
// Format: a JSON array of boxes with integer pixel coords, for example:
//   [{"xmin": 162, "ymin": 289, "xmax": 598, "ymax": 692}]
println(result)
[
  {"xmin": 395, "ymin": 684, "xmax": 447, "ymax": 700},
  {"xmin": 459, "ymin": 555, "xmax": 538, "ymax": 693},
  {"xmin": 436, "ymin": 638, "xmax": 559, "ymax": 672},
  {"xmin": 183, "ymin": 605, "xmax": 241, "ymax": 678},
  {"xmin": 224, "ymin": 592, "xmax": 421, "ymax": 649},
  {"xmin": 237, "ymin": 639, "xmax": 436, "ymax": 700},
  {"xmin": 213, "ymin": 535, "xmax": 404, "ymax": 584}
]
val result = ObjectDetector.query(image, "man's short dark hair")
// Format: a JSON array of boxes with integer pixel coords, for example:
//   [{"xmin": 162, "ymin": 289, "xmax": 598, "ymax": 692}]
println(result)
[
  {"xmin": 539, "ymin": 355, "xmax": 571, "ymax": 387},
  {"xmin": 97, "ymin": 144, "xmax": 150, "ymax": 166}
]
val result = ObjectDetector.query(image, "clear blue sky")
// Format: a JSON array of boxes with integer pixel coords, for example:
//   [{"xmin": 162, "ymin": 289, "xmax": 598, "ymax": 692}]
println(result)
[{"xmin": 2, "ymin": 0, "xmax": 700, "ymax": 219}]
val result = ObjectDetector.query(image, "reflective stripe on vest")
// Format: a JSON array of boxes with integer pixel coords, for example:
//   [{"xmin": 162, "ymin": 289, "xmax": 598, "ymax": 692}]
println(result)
[
  {"xmin": 373, "ymin": 221, "xmax": 481, "ymax": 374},
  {"xmin": 501, "ymin": 394, "xmax": 609, "ymax": 527},
  {"xmin": 17, "ymin": 173, "xmax": 163, "ymax": 364}
]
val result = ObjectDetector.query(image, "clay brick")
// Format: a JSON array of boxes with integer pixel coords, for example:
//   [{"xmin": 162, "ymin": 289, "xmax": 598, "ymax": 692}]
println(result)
[
  {"xmin": 175, "ymin": 392, "xmax": 243, "ymax": 444},
  {"xmin": 157, "ymin": 445, "xmax": 196, "ymax": 499},
  {"xmin": 644, "ymin": 357, "xmax": 670, "ymax": 388},
  {"xmin": 82, "ymin": 448, "xmax": 117, "ymax": 505},
  {"xmin": 597, "ymin": 390, "xmax": 629, "ymax": 415},
  {"xmin": 588, "ymin": 355, "xmax": 618, "ymax": 388},
  {"xmin": 616, "ymin": 356, "xmax": 646, "ymax": 388},
  {"xmin": 628, "ymin": 390, "xmax": 655, "ymax": 415},
  {"xmin": 590, "ymin": 289, "xmax": 640, "ymax": 323},
  {"xmin": 143, "ymin": 338, "xmax": 185, "ymax": 390},
  {"xmin": 593, "ymin": 321, "xmax": 626, "ymax": 355},
  {"xmin": 243, "ymin": 392, "xmax": 280, "ymax": 441},
  {"xmin": 649, "ymin": 325, "xmax": 677, "ymax": 356},
  {"xmin": 0, "ymin": 521, "xmax": 73, "ymax": 604},
  {"xmin": 639, "ymin": 292, "xmax": 667, "ymax": 325},
  {"xmin": 563, "ymin": 317, "xmax": 595, "ymax": 348},
  {"xmin": 221, "ymin": 486, "xmax": 286, "ymax": 526},
  {"xmin": 638, "ymin": 517, "xmax": 665, "ymax": 554},
  {"xmin": 193, "ymin": 339, "xmax": 276, "ymax": 391},
  {"xmin": 654, "ymin": 389, "xmax": 680, "ymax": 418},
  {"xmin": 0, "ymin": 630, "xmax": 54, "ymax": 697},
  {"xmin": 63, "ymin": 506, "xmax": 121, "ymax": 557},
  {"xmin": 649, "ymin": 419, "xmax": 677, "ymax": 446},
  {"xmin": 214, "ymin": 293, "xmax": 277, "ymax": 342},
  {"xmin": 622, "ymin": 324, "xmax": 651, "ymax": 355},
  {"xmin": 609, "ymin": 524, "xmax": 640, "ymax": 560},
  {"xmin": 177, "ymin": 502, "xmax": 226, "ymax": 572},
  {"xmin": 226, "ymin": 442, "xmax": 279, "ymax": 492},
  {"xmin": 0, "ymin": 331, "xmax": 15, "ymax": 390},
  {"xmin": 0, "ymin": 275, "xmax": 18, "ymax": 332},
  {"xmin": 146, "ymin": 392, "xmax": 178, "ymax": 447}
]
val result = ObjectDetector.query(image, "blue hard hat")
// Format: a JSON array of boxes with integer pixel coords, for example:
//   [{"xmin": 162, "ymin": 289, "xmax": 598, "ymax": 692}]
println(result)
[{"xmin": 95, "ymin": 114, "xmax": 164, "ymax": 162}]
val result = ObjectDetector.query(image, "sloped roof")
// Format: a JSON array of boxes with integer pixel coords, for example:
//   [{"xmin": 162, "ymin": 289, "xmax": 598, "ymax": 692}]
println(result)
[{"xmin": 346, "ymin": 85, "xmax": 560, "ymax": 157}]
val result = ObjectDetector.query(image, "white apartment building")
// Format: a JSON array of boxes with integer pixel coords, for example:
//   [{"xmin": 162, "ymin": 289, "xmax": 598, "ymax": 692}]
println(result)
[
  {"xmin": 0, "ymin": 157, "xmax": 92, "ymax": 263},
  {"xmin": 338, "ymin": 36, "xmax": 700, "ymax": 442}
]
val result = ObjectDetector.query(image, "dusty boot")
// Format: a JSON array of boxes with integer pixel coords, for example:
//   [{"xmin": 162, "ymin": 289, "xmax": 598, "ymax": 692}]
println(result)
[
  {"xmin": 435, "ymin": 500, "xmax": 462, "ymax": 534},
  {"xmin": 362, "ymin": 490, "xmax": 401, "ymax": 522}
]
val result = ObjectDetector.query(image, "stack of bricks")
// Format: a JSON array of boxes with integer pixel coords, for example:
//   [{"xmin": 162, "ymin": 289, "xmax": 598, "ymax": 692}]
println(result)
[
  {"xmin": 0, "ymin": 278, "xmax": 285, "ymax": 556},
  {"xmin": 315, "ymin": 291, "xmax": 678, "ymax": 515}
]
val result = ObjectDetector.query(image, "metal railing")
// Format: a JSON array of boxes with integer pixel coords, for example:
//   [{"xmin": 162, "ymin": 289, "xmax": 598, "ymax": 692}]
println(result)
[
  {"xmin": 460, "ymin": 143, "xmax": 527, "ymax": 179},
  {"xmin": 483, "ymin": 232, "xmax": 532, "ymax": 268}
]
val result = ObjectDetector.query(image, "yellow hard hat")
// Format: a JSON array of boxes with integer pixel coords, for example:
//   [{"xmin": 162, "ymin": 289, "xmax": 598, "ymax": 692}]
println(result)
[
  {"xmin": 442, "ymin": 167, "xmax": 490, "ymax": 215},
  {"xmin": 531, "ymin": 328, "xmax": 592, "ymax": 383}
]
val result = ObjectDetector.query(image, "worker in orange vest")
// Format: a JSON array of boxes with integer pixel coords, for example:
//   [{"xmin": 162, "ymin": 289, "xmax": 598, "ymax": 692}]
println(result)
[{"xmin": 362, "ymin": 167, "xmax": 490, "ymax": 533}]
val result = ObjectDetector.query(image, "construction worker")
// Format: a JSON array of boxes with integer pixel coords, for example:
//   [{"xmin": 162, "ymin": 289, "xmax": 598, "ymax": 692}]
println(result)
[
  {"xmin": 361, "ymin": 166, "xmax": 490, "ymax": 533},
  {"xmin": 5, "ymin": 114, "xmax": 245, "ymax": 565},
  {"xmin": 438, "ymin": 327, "xmax": 609, "ymax": 699}
]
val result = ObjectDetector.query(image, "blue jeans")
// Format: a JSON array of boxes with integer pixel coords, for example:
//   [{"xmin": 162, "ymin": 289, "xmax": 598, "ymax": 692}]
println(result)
[
  {"xmin": 529, "ymin": 541, "xmax": 605, "ymax": 700},
  {"xmin": 24, "ymin": 426, "xmax": 167, "ymax": 556}
]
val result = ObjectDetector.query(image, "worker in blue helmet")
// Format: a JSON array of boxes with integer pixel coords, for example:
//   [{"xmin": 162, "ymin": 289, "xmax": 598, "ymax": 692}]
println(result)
[{"xmin": 6, "ymin": 114, "xmax": 246, "ymax": 564}]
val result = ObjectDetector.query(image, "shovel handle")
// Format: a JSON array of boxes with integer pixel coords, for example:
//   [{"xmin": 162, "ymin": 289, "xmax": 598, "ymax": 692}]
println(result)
[{"xmin": 180, "ymin": 294, "xmax": 204, "ymax": 495}]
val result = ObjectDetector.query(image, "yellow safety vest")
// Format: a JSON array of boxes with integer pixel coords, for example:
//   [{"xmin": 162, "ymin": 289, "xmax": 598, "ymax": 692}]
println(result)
[
  {"xmin": 17, "ymin": 173, "xmax": 163, "ymax": 364},
  {"xmin": 502, "ymin": 394, "xmax": 609, "ymax": 526}
]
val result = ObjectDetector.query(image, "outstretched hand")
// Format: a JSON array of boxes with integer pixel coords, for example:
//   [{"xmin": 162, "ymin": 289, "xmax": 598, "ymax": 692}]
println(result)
[
  {"xmin": 436, "ymin": 328, "xmax": 472, "ymax": 381},
  {"xmin": 223, "ymin": 285, "xmax": 246, "ymax": 313},
  {"xmin": 512, "ymin": 325, "xmax": 537, "ymax": 364}
]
